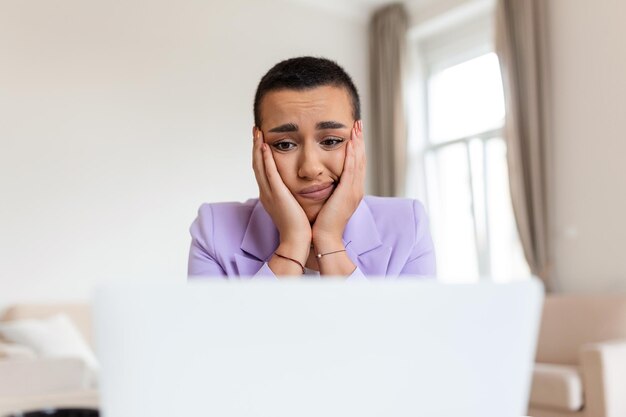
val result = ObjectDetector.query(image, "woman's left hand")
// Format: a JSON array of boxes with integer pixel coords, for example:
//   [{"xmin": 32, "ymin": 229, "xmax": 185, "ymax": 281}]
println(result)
[{"xmin": 312, "ymin": 120, "xmax": 365, "ymax": 250}]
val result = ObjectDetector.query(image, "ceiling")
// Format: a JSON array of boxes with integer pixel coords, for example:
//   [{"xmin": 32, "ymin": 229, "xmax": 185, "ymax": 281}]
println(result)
[{"xmin": 282, "ymin": 0, "xmax": 469, "ymax": 23}]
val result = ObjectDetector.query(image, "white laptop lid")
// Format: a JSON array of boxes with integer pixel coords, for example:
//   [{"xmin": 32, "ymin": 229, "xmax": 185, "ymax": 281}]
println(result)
[{"xmin": 94, "ymin": 279, "xmax": 543, "ymax": 417}]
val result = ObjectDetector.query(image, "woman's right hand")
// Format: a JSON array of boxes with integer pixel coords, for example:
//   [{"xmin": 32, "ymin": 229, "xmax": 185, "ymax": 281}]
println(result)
[{"xmin": 252, "ymin": 127, "xmax": 311, "ymax": 272}]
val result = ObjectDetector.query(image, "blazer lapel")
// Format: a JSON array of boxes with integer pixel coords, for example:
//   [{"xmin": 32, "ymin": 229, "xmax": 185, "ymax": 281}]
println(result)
[
  {"xmin": 343, "ymin": 200, "xmax": 392, "ymax": 275},
  {"xmin": 234, "ymin": 199, "xmax": 391, "ymax": 276},
  {"xmin": 235, "ymin": 201, "xmax": 279, "ymax": 275}
]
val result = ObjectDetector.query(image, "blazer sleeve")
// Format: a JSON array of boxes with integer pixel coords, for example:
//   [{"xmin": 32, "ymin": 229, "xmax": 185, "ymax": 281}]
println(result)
[
  {"xmin": 188, "ymin": 204, "xmax": 227, "ymax": 278},
  {"xmin": 400, "ymin": 200, "xmax": 437, "ymax": 277},
  {"xmin": 188, "ymin": 204, "xmax": 278, "ymax": 280}
]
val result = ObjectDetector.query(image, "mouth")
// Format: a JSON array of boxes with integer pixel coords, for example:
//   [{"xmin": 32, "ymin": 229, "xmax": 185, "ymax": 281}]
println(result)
[{"xmin": 298, "ymin": 182, "xmax": 335, "ymax": 201}]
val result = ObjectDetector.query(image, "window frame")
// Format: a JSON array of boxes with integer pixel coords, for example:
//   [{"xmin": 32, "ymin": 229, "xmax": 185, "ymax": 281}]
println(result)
[{"xmin": 409, "ymin": 6, "xmax": 523, "ymax": 281}]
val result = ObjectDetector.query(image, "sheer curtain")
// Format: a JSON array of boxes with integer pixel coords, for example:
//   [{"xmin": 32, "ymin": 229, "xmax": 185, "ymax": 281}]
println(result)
[
  {"xmin": 495, "ymin": 0, "xmax": 554, "ymax": 289},
  {"xmin": 369, "ymin": 3, "xmax": 409, "ymax": 197}
]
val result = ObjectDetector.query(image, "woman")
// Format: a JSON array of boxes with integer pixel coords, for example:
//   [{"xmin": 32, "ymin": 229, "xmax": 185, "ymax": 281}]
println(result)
[{"xmin": 188, "ymin": 57, "xmax": 435, "ymax": 279}]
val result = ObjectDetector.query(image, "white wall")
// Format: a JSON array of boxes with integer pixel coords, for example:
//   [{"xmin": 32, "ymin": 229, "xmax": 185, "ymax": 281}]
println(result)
[
  {"xmin": 5, "ymin": 0, "xmax": 620, "ymax": 303},
  {"xmin": 0, "ymin": 0, "xmax": 368, "ymax": 306},
  {"xmin": 547, "ymin": 0, "xmax": 626, "ymax": 292}
]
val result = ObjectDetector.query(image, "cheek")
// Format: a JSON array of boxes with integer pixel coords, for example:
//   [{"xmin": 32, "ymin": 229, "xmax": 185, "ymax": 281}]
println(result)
[
  {"xmin": 330, "ymin": 149, "xmax": 346, "ymax": 178},
  {"xmin": 272, "ymin": 154, "xmax": 297, "ymax": 185}
]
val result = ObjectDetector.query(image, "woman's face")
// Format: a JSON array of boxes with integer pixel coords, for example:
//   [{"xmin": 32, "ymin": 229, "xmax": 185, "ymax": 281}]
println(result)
[{"xmin": 258, "ymin": 85, "xmax": 355, "ymax": 223}]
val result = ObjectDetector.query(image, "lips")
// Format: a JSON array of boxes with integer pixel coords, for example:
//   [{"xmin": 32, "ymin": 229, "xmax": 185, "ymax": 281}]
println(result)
[{"xmin": 298, "ymin": 182, "xmax": 335, "ymax": 201}]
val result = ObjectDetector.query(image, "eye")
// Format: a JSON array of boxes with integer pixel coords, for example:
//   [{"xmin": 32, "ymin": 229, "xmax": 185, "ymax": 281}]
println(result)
[
  {"xmin": 272, "ymin": 140, "xmax": 297, "ymax": 152},
  {"xmin": 320, "ymin": 137, "xmax": 345, "ymax": 149}
]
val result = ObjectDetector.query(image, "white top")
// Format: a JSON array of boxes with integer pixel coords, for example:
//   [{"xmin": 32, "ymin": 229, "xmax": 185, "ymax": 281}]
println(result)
[{"xmin": 303, "ymin": 267, "xmax": 320, "ymax": 277}]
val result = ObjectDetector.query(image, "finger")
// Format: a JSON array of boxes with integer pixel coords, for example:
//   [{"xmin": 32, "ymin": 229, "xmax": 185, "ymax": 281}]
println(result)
[
  {"xmin": 251, "ymin": 126, "xmax": 260, "ymax": 168},
  {"xmin": 338, "ymin": 131, "xmax": 356, "ymax": 188},
  {"xmin": 354, "ymin": 121, "xmax": 366, "ymax": 182},
  {"xmin": 262, "ymin": 142, "xmax": 287, "ymax": 194},
  {"xmin": 252, "ymin": 129, "xmax": 271, "ymax": 193},
  {"xmin": 252, "ymin": 128, "xmax": 264, "ymax": 177},
  {"xmin": 349, "ymin": 126, "xmax": 364, "ymax": 192},
  {"xmin": 355, "ymin": 120, "xmax": 364, "ymax": 157},
  {"xmin": 350, "ymin": 127, "xmax": 359, "ymax": 186}
]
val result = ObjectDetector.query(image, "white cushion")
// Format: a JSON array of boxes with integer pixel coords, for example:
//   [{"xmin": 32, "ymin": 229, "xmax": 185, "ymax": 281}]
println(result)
[
  {"xmin": 0, "ymin": 313, "xmax": 99, "ymax": 385},
  {"xmin": 529, "ymin": 363, "xmax": 583, "ymax": 411}
]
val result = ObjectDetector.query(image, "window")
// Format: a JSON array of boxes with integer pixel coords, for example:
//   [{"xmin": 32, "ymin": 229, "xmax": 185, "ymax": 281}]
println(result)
[{"xmin": 410, "ymin": 10, "xmax": 530, "ymax": 282}]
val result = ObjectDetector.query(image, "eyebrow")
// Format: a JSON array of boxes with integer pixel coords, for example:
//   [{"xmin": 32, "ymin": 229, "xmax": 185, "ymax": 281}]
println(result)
[
  {"xmin": 268, "ymin": 123, "xmax": 298, "ymax": 133},
  {"xmin": 267, "ymin": 121, "xmax": 347, "ymax": 133},
  {"xmin": 316, "ymin": 121, "xmax": 347, "ymax": 130}
]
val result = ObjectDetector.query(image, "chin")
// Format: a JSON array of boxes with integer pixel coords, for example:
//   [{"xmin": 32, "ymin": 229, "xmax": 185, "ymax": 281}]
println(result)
[
  {"xmin": 302, "ymin": 204, "xmax": 323, "ymax": 224},
  {"xmin": 305, "ymin": 208, "xmax": 321, "ymax": 224}
]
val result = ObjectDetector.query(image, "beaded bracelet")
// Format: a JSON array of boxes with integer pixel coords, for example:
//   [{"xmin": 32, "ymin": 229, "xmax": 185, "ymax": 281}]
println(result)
[
  {"xmin": 315, "ymin": 248, "xmax": 346, "ymax": 259},
  {"xmin": 316, "ymin": 241, "xmax": 351, "ymax": 259}
]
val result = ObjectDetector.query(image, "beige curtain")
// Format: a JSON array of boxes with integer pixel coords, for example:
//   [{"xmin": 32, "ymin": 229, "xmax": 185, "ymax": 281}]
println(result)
[
  {"xmin": 495, "ymin": 0, "xmax": 554, "ymax": 289},
  {"xmin": 369, "ymin": 4, "xmax": 408, "ymax": 197}
]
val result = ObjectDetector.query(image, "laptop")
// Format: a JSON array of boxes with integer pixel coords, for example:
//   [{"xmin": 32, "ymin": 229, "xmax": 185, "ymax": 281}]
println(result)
[{"xmin": 93, "ymin": 279, "xmax": 543, "ymax": 417}]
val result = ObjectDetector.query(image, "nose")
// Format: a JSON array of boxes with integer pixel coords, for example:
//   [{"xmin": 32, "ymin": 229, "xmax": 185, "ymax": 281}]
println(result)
[{"xmin": 297, "ymin": 145, "xmax": 324, "ymax": 180}]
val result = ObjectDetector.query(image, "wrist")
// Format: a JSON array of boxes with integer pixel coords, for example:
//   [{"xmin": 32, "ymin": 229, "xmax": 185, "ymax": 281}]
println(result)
[
  {"xmin": 276, "ymin": 241, "xmax": 309, "ymax": 265},
  {"xmin": 280, "ymin": 230, "xmax": 312, "ymax": 247},
  {"xmin": 314, "ymin": 246, "xmax": 355, "ymax": 277},
  {"xmin": 312, "ymin": 235, "xmax": 344, "ymax": 254}
]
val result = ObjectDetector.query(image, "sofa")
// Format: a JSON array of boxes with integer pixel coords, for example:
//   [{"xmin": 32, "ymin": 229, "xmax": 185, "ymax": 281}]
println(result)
[
  {"xmin": 529, "ymin": 295, "xmax": 626, "ymax": 417},
  {"xmin": 0, "ymin": 304, "xmax": 99, "ymax": 416}
]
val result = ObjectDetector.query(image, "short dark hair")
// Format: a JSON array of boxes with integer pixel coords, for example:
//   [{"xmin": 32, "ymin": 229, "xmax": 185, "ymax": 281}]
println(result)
[{"xmin": 253, "ymin": 56, "xmax": 361, "ymax": 127}]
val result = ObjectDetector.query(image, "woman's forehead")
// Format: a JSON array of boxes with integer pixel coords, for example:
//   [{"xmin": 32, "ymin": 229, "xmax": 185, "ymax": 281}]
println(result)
[{"xmin": 260, "ymin": 86, "xmax": 353, "ymax": 129}]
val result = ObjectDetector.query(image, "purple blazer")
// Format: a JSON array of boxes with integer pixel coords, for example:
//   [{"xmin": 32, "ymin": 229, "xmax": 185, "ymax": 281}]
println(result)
[{"xmin": 188, "ymin": 196, "xmax": 436, "ymax": 280}]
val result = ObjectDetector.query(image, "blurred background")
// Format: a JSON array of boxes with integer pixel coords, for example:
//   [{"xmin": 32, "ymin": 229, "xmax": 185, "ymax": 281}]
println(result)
[{"xmin": 1, "ymin": 0, "xmax": 625, "ymax": 302}]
